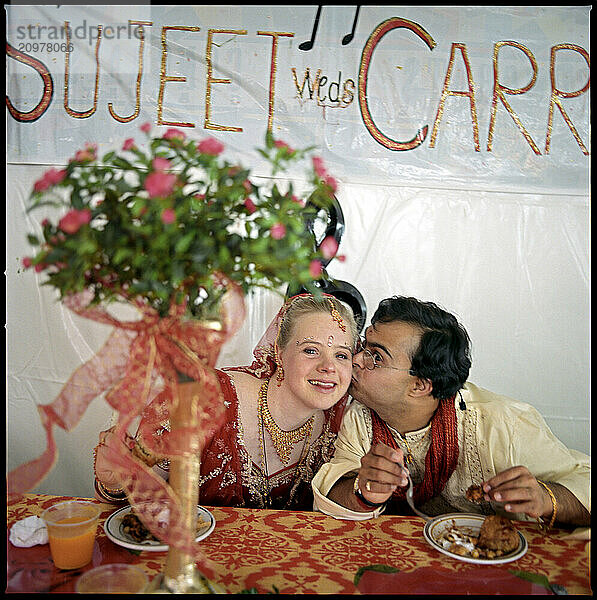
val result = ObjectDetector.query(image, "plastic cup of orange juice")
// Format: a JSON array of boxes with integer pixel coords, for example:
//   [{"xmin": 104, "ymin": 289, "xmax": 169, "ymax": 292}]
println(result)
[
  {"xmin": 41, "ymin": 500, "xmax": 101, "ymax": 570},
  {"xmin": 75, "ymin": 563, "xmax": 149, "ymax": 593}
]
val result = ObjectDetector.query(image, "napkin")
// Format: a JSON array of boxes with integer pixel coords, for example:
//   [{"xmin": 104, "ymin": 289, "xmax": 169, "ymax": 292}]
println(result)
[{"xmin": 9, "ymin": 516, "xmax": 49, "ymax": 547}]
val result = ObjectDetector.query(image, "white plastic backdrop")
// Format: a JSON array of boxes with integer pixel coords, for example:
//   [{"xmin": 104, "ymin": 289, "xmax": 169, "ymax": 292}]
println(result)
[{"xmin": 6, "ymin": 5, "xmax": 590, "ymax": 497}]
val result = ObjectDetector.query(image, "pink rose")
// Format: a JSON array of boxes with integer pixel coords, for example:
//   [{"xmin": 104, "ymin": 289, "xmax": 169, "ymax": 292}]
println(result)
[
  {"xmin": 78, "ymin": 208, "xmax": 92, "ymax": 225},
  {"xmin": 33, "ymin": 177, "xmax": 51, "ymax": 193},
  {"xmin": 122, "ymin": 138, "xmax": 136, "ymax": 151},
  {"xmin": 73, "ymin": 147, "xmax": 95, "ymax": 162},
  {"xmin": 244, "ymin": 198, "xmax": 257, "ymax": 214},
  {"xmin": 41, "ymin": 218, "xmax": 50, "ymax": 227},
  {"xmin": 161, "ymin": 208, "xmax": 176, "ymax": 224},
  {"xmin": 144, "ymin": 172, "xmax": 177, "ymax": 198},
  {"xmin": 152, "ymin": 157, "xmax": 171, "ymax": 171},
  {"xmin": 309, "ymin": 260, "xmax": 323, "ymax": 278},
  {"xmin": 58, "ymin": 209, "xmax": 91, "ymax": 234},
  {"xmin": 162, "ymin": 128, "xmax": 186, "ymax": 141},
  {"xmin": 323, "ymin": 174, "xmax": 337, "ymax": 193},
  {"xmin": 44, "ymin": 168, "xmax": 67, "ymax": 186},
  {"xmin": 320, "ymin": 236, "xmax": 338, "ymax": 260},
  {"xmin": 33, "ymin": 168, "xmax": 67, "ymax": 192},
  {"xmin": 270, "ymin": 223, "xmax": 286, "ymax": 240},
  {"xmin": 274, "ymin": 139, "xmax": 294, "ymax": 153},
  {"xmin": 197, "ymin": 137, "xmax": 224, "ymax": 156},
  {"xmin": 312, "ymin": 156, "xmax": 327, "ymax": 178},
  {"xmin": 140, "ymin": 122, "xmax": 152, "ymax": 133},
  {"xmin": 34, "ymin": 263, "xmax": 46, "ymax": 273},
  {"xmin": 22, "ymin": 257, "xmax": 33, "ymax": 269},
  {"xmin": 242, "ymin": 179, "xmax": 252, "ymax": 194},
  {"xmin": 291, "ymin": 195, "xmax": 305, "ymax": 206}
]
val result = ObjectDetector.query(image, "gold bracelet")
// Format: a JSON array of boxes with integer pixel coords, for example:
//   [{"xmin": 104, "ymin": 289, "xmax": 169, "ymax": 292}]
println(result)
[
  {"xmin": 132, "ymin": 437, "xmax": 161, "ymax": 467},
  {"xmin": 536, "ymin": 480, "xmax": 557, "ymax": 532},
  {"xmin": 95, "ymin": 478, "xmax": 126, "ymax": 501}
]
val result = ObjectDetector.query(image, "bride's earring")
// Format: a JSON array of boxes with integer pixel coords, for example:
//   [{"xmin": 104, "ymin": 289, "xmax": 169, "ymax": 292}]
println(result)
[{"xmin": 276, "ymin": 363, "xmax": 285, "ymax": 386}]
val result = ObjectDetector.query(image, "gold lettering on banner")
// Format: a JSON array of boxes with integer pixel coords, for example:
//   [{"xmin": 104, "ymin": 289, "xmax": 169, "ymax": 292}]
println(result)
[
  {"xmin": 358, "ymin": 17, "xmax": 436, "ymax": 151},
  {"xmin": 108, "ymin": 20, "xmax": 152, "ymax": 123},
  {"xmin": 205, "ymin": 29, "xmax": 247, "ymax": 132},
  {"xmin": 430, "ymin": 43, "xmax": 480, "ymax": 151},
  {"xmin": 317, "ymin": 74, "xmax": 328, "ymax": 103},
  {"xmin": 545, "ymin": 44, "xmax": 590, "ymax": 155},
  {"xmin": 158, "ymin": 25, "xmax": 200, "ymax": 128},
  {"xmin": 342, "ymin": 79, "xmax": 355, "ymax": 105},
  {"xmin": 292, "ymin": 68, "xmax": 322, "ymax": 100},
  {"xmin": 257, "ymin": 31, "xmax": 294, "ymax": 132},
  {"xmin": 6, "ymin": 42, "xmax": 54, "ymax": 122},
  {"xmin": 291, "ymin": 67, "xmax": 354, "ymax": 109},
  {"xmin": 487, "ymin": 41, "xmax": 540, "ymax": 154},
  {"xmin": 64, "ymin": 21, "xmax": 102, "ymax": 118}
]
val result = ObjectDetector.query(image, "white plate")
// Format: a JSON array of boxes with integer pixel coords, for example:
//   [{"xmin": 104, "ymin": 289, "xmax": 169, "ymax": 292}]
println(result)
[
  {"xmin": 104, "ymin": 504, "xmax": 215, "ymax": 552},
  {"xmin": 423, "ymin": 513, "xmax": 528, "ymax": 565}
]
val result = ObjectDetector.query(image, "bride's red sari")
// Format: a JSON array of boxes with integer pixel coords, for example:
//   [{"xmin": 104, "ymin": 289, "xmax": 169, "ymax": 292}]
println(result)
[{"xmin": 196, "ymin": 370, "xmax": 346, "ymax": 509}]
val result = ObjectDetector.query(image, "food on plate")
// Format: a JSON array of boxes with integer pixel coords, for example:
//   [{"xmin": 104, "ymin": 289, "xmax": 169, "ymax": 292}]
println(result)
[
  {"xmin": 121, "ymin": 512, "xmax": 156, "ymax": 543},
  {"xmin": 120, "ymin": 510, "xmax": 209, "ymax": 544},
  {"xmin": 477, "ymin": 515, "xmax": 519, "ymax": 553},
  {"xmin": 465, "ymin": 483, "xmax": 485, "ymax": 503},
  {"xmin": 438, "ymin": 516, "xmax": 520, "ymax": 559}
]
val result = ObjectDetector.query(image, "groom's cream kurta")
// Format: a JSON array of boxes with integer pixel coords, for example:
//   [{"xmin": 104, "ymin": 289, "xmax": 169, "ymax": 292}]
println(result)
[{"xmin": 312, "ymin": 382, "xmax": 591, "ymax": 522}]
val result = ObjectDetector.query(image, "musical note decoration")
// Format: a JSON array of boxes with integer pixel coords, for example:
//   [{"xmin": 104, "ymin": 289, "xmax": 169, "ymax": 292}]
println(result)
[
  {"xmin": 299, "ymin": 6, "xmax": 361, "ymax": 51},
  {"xmin": 299, "ymin": 6, "xmax": 322, "ymax": 51},
  {"xmin": 287, "ymin": 193, "xmax": 367, "ymax": 333},
  {"xmin": 342, "ymin": 6, "xmax": 361, "ymax": 45}
]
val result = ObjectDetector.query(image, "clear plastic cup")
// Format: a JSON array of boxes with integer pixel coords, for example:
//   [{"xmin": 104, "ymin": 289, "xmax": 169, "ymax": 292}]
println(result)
[
  {"xmin": 41, "ymin": 500, "xmax": 101, "ymax": 570},
  {"xmin": 75, "ymin": 563, "xmax": 149, "ymax": 594}
]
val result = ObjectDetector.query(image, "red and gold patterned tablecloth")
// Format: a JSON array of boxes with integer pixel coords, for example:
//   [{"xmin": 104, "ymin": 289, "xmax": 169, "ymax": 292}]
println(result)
[{"xmin": 6, "ymin": 493, "xmax": 591, "ymax": 594}]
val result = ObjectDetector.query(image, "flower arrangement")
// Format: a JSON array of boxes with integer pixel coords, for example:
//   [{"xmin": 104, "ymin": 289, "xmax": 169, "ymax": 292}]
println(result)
[{"xmin": 22, "ymin": 125, "xmax": 340, "ymax": 317}]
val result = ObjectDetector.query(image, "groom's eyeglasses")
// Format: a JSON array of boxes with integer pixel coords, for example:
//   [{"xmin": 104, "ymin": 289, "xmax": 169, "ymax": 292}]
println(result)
[{"xmin": 355, "ymin": 339, "xmax": 415, "ymax": 374}]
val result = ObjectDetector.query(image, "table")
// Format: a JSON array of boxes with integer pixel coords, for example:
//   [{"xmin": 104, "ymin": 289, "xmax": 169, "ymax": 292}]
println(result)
[{"xmin": 6, "ymin": 493, "xmax": 591, "ymax": 594}]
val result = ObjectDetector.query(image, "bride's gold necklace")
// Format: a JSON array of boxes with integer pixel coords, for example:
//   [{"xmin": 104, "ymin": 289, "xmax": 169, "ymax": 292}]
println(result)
[{"xmin": 258, "ymin": 380, "xmax": 315, "ymax": 466}]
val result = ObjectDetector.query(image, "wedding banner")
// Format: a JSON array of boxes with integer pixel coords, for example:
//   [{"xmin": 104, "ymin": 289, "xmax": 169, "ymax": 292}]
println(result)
[
  {"xmin": 6, "ymin": 5, "xmax": 590, "ymax": 497},
  {"xmin": 6, "ymin": 5, "xmax": 590, "ymax": 193}
]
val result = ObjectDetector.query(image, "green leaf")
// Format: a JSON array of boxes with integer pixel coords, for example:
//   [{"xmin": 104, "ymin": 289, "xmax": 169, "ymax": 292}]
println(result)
[
  {"xmin": 508, "ymin": 570, "xmax": 553, "ymax": 590},
  {"xmin": 353, "ymin": 564, "xmax": 399, "ymax": 587},
  {"xmin": 175, "ymin": 231, "xmax": 195, "ymax": 254},
  {"xmin": 113, "ymin": 247, "xmax": 132, "ymax": 265}
]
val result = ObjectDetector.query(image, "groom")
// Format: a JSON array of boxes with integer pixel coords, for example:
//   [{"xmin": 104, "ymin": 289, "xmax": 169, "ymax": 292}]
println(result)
[{"xmin": 312, "ymin": 295, "xmax": 590, "ymax": 527}]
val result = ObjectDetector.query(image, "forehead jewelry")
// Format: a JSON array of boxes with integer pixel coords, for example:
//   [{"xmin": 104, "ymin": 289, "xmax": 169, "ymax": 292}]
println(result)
[
  {"xmin": 329, "ymin": 300, "xmax": 347, "ymax": 332},
  {"xmin": 327, "ymin": 335, "xmax": 334, "ymax": 346}
]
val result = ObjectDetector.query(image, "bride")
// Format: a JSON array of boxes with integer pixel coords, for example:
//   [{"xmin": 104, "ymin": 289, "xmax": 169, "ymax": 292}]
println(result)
[{"xmin": 94, "ymin": 293, "xmax": 358, "ymax": 510}]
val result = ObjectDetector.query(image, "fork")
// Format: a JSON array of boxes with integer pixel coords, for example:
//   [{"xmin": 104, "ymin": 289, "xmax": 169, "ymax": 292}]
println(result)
[{"xmin": 405, "ymin": 474, "xmax": 431, "ymax": 521}]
